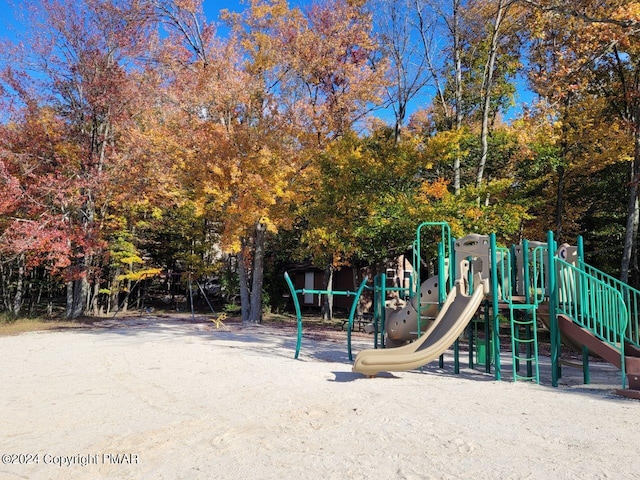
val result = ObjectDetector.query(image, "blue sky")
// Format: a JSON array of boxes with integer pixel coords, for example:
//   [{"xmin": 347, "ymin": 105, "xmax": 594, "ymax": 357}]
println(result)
[
  {"xmin": 0, "ymin": 0, "xmax": 250, "ymax": 37},
  {"xmin": 0, "ymin": 0, "xmax": 17, "ymax": 38},
  {"xmin": 0, "ymin": 0, "xmax": 533, "ymax": 123}
]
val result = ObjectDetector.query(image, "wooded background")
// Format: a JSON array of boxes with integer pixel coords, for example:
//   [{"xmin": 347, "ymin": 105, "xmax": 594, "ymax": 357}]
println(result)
[{"xmin": 0, "ymin": 0, "xmax": 638, "ymax": 322}]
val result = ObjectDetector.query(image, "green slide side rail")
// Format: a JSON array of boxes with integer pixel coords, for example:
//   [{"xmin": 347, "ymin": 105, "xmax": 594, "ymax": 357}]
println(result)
[
  {"xmin": 284, "ymin": 271, "xmax": 368, "ymax": 361},
  {"xmin": 580, "ymin": 262, "xmax": 640, "ymax": 349},
  {"xmin": 555, "ymin": 258, "xmax": 629, "ymax": 386}
]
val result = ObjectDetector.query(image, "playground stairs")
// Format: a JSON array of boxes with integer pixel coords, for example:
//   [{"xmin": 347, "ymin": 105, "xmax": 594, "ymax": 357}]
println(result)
[{"xmin": 557, "ymin": 314, "xmax": 640, "ymax": 399}]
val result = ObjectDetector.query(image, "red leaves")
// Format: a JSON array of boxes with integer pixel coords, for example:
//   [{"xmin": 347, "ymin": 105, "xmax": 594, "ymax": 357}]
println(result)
[
  {"xmin": 0, "ymin": 159, "xmax": 23, "ymax": 215},
  {"xmin": 0, "ymin": 215, "xmax": 71, "ymax": 271}
]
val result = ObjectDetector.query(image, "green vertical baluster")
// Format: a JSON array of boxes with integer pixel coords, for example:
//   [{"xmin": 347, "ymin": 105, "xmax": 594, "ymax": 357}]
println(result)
[
  {"xmin": 490, "ymin": 233, "xmax": 501, "ymax": 381},
  {"xmin": 547, "ymin": 230, "xmax": 559, "ymax": 387},
  {"xmin": 373, "ymin": 274, "xmax": 380, "ymax": 349},
  {"xmin": 577, "ymin": 236, "xmax": 587, "ymax": 353},
  {"xmin": 380, "ymin": 272, "xmax": 387, "ymax": 348},
  {"xmin": 347, "ymin": 276, "xmax": 369, "ymax": 361},
  {"xmin": 523, "ymin": 239, "xmax": 533, "ymax": 379},
  {"xmin": 438, "ymin": 241, "xmax": 446, "ymax": 368}
]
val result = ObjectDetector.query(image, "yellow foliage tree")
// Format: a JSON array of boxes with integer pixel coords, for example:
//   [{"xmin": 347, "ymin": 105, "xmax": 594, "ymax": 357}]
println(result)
[
  {"xmin": 524, "ymin": 0, "xmax": 640, "ymax": 280},
  {"xmin": 158, "ymin": 0, "xmax": 386, "ymax": 322}
]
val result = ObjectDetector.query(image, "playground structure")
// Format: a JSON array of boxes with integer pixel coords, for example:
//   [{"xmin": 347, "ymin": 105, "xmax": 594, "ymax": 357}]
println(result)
[{"xmin": 285, "ymin": 221, "xmax": 640, "ymax": 398}]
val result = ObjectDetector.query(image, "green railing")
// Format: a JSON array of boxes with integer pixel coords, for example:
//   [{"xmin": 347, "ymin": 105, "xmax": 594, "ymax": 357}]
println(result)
[
  {"xmin": 509, "ymin": 241, "xmax": 549, "ymax": 305},
  {"xmin": 555, "ymin": 258, "xmax": 628, "ymax": 386},
  {"xmin": 495, "ymin": 246, "xmax": 514, "ymax": 304},
  {"xmin": 284, "ymin": 271, "xmax": 369, "ymax": 361},
  {"xmin": 415, "ymin": 221, "xmax": 453, "ymax": 302},
  {"xmin": 371, "ymin": 272, "xmax": 415, "ymax": 348},
  {"xmin": 580, "ymin": 262, "xmax": 640, "ymax": 349},
  {"xmin": 495, "ymin": 243, "xmax": 547, "ymax": 306}
]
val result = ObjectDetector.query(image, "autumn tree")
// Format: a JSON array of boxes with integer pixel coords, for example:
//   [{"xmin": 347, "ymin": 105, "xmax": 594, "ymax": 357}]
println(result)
[
  {"xmin": 0, "ymin": 107, "xmax": 74, "ymax": 315},
  {"xmin": 415, "ymin": 0, "xmax": 467, "ymax": 193},
  {"xmin": 156, "ymin": 0, "xmax": 386, "ymax": 323},
  {"xmin": 0, "ymin": 0, "xmax": 170, "ymax": 317},
  {"xmin": 411, "ymin": 0, "xmax": 520, "ymax": 197},
  {"xmin": 301, "ymin": 128, "xmax": 428, "ymax": 270},
  {"xmin": 299, "ymin": 123, "xmax": 529, "ymax": 304},
  {"xmin": 524, "ymin": 0, "xmax": 640, "ymax": 283},
  {"xmin": 226, "ymin": 0, "xmax": 386, "ymax": 323},
  {"xmin": 465, "ymin": 0, "xmax": 522, "ymax": 192}
]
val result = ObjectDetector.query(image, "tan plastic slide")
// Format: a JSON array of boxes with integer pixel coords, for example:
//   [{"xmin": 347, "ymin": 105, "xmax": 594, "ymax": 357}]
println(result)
[{"xmin": 352, "ymin": 279, "xmax": 485, "ymax": 376}]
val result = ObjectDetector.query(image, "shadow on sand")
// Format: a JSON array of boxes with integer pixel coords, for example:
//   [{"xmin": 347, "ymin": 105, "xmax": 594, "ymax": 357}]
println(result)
[{"xmin": 63, "ymin": 313, "xmax": 633, "ymax": 402}]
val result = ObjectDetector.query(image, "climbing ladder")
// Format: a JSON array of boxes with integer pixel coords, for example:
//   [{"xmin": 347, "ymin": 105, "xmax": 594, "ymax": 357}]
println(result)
[
  {"xmin": 493, "ymin": 240, "xmax": 542, "ymax": 383},
  {"xmin": 509, "ymin": 304, "xmax": 540, "ymax": 383}
]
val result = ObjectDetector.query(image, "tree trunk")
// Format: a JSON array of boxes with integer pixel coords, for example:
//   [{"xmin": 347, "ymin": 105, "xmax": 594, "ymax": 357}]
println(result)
[
  {"xmin": 91, "ymin": 281, "xmax": 100, "ymax": 316},
  {"xmin": 321, "ymin": 263, "xmax": 334, "ymax": 321},
  {"xmin": 66, "ymin": 277, "xmax": 87, "ymax": 319},
  {"xmin": 238, "ymin": 240, "xmax": 251, "ymax": 323},
  {"xmin": 70, "ymin": 276, "xmax": 89, "ymax": 318},
  {"xmin": 46, "ymin": 273, "xmax": 53, "ymax": 317},
  {"xmin": 0, "ymin": 264, "xmax": 8, "ymax": 311},
  {"xmin": 108, "ymin": 271, "xmax": 120, "ymax": 315},
  {"xmin": 621, "ymin": 131, "xmax": 640, "ymax": 283},
  {"xmin": 66, "ymin": 281, "xmax": 73, "ymax": 318},
  {"xmin": 394, "ymin": 102, "xmax": 406, "ymax": 143},
  {"xmin": 121, "ymin": 278, "xmax": 132, "ymax": 313},
  {"xmin": 555, "ymin": 164, "xmax": 565, "ymax": 243},
  {"xmin": 476, "ymin": 0, "xmax": 505, "ymax": 191},
  {"xmin": 66, "ymin": 270, "xmax": 90, "ymax": 319},
  {"xmin": 248, "ymin": 222, "xmax": 267, "ymax": 323},
  {"xmin": 12, "ymin": 254, "xmax": 24, "ymax": 316},
  {"xmin": 453, "ymin": 0, "xmax": 462, "ymax": 194}
]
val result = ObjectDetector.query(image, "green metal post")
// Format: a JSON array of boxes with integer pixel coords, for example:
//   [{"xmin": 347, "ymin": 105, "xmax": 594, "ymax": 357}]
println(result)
[
  {"xmin": 454, "ymin": 339, "xmax": 460, "ymax": 373},
  {"xmin": 373, "ymin": 274, "xmax": 381, "ymax": 349},
  {"xmin": 468, "ymin": 248, "xmax": 475, "ymax": 369},
  {"xmin": 576, "ymin": 235, "xmax": 590, "ymax": 384},
  {"xmin": 416, "ymin": 222, "xmax": 451, "ymax": 292},
  {"xmin": 510, "ymin": 245, "xmax": 517, "ymax": 296},
  {"xmin": 547, "ymin": 230, "xmax": 559, "ymax": 387},
  {"xmin": 438, "ymin": 242, "xmax": 446, "ymax": 308},
  {"xmin": 449, "ymin": 237, "xmax": 456, "ymax": 291},
  {"xmin": 380, "ymin": 272, "xmax": 387, "ymax": 348},
  {"xmin": 438, "ymin": 241, "xmax": 446, "ymax": 368},
  {"xmin": 577, "ymin": 235, "xmax": 584, "ymax": 267},
  {"xmin": 412, "ymin": 239, "xmax": 419, "ymax": 296},
  {"xmin": 484, "ymin": 302, "xmax": 491, "ymax": 373},
  {"xmin": 490, "ymin": 233, "xmax": 501, "ymax": 380},
  {"xmin": 468, "ymin": 320, "xmax": 474, "ymax": 369},
  {"xmin": 284, "ymin": 272, "xmax": 304, "ymax": 359},
  {"xmin": 347, "ymin": 276, "xmax": 369, "ymax": 361},
  {"xmin": 522, "ymin": 239, "xmax": 533, "ymax": 379}
]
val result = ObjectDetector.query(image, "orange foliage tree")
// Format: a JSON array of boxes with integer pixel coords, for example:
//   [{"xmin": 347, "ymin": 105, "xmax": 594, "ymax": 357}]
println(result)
[
  {"xmin": 156, "ymin": 0, "xmax": 386, "ymax": 323},
  {"xmin": 524, "ymin": 0, "xmax": 640, "ymax": 281}
]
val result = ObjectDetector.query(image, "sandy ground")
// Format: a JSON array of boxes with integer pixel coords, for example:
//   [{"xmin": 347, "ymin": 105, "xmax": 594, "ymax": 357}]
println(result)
[{"xmin": 1, "ymin": 315, "xmax": 639, "ymax": 480}]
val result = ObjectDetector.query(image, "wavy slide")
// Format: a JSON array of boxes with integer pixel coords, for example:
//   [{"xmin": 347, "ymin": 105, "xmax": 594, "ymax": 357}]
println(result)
[{"xmin": 352, "ymin": 280, "xmax": 485, "ymax": 376}]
